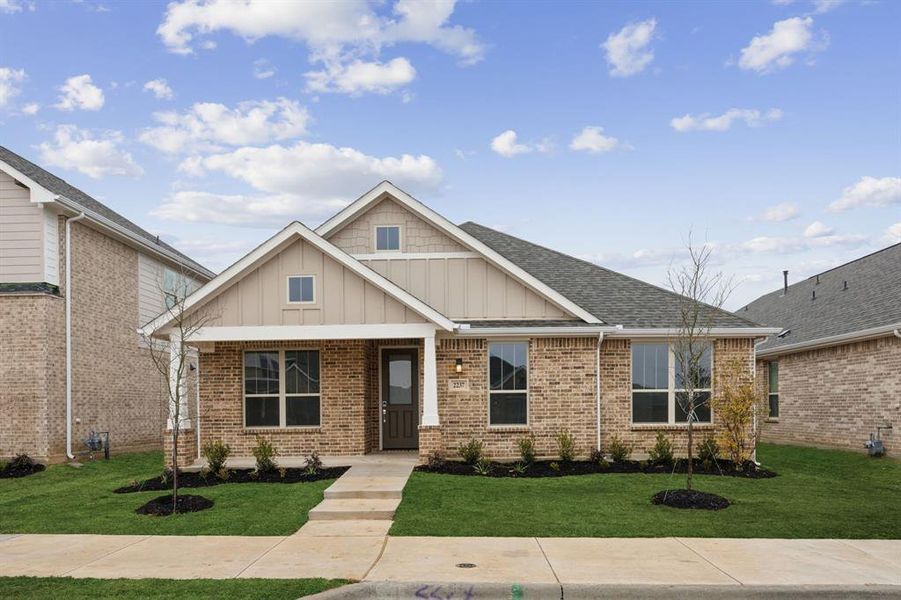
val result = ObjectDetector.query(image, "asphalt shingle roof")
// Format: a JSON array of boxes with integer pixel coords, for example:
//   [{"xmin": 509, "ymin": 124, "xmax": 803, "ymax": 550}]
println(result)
[
  {"xmin": 0, "ymin": 145, "xmax": 212, "ymax": 277},
  {"xmin": 460, "ymin": 222, "xmax": 759, "ymax": 329},
  {"xmin": 739, "ymin": 243, "xmax": 901, "ymax": 353}
]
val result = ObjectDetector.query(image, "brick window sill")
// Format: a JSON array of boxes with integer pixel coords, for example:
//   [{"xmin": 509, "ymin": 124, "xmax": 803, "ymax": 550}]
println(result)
[
  {"xmin": 630, "ymin": 424, "xmax": 715, "ymax": 431},
  {"xmin": 487, "ymin": 426, "xmax": 531, "ymax": 433},
  {"xmin": 765, "ymin": 418, "xmax": 780, "ymax": 423},
  {"xmin": 242, "ymin": 427, "xmax": 322, "ymax": 434}
]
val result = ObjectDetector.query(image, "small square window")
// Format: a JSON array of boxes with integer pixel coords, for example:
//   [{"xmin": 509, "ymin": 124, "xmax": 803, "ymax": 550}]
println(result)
[
  {"xmin": 288, "ymin": 276, "xmax": 315, "ymax": 303},
  {"xmin": 375, "ymin": 226, "xmax": 401, "ymax": 251}
]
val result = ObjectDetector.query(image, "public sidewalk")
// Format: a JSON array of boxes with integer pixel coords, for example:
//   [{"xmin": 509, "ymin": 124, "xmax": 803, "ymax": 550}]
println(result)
[{"xmin": 1, "ymin": 533, "xmax": 899, "ymax": 588}]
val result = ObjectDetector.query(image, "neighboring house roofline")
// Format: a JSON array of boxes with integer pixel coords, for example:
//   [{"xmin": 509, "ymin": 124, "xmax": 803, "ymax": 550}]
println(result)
[
  {"xmin": 142, "ymin": 220, "xmax": 457, "ymax": 336},
  {"xmin": 314, "ymin": 181, "xmax": 603, "ymax": 325},
  {"xmin": 757, "ymin": 322, "xmax": 901, "ymax": 358}
]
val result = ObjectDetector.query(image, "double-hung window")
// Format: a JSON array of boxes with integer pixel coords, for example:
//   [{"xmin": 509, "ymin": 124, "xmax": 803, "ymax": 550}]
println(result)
[
  {"xmin": 488, "ymin": 342, "xmax": 528, "ymax": 426},
  {"xmin": 244, "ymin": 350, "xmax": 321, "ymax": 428},
  {"xmin": 287, "ymin": 275, "xmax": 315, "ymax": 303},
  {"xmin": 375, "ymin": 225, "xmax": 401, "ymax": 251},
  {"xmin": 767, "ymin": 361, "xmax": 779, "ymax": 418},
  {"xmin": 632, "ymin": 343, "xmax": 713, "ymax": 424}
]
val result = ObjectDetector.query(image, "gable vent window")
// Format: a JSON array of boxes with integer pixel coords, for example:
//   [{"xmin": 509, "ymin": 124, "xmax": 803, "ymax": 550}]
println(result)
[
  {"xmin": 375, "ymin": 225, "xmax": 401, "ymax": 251},
  {"xmin": 287, "ymin": 275, "xmax": 315, "ymax": 303}
]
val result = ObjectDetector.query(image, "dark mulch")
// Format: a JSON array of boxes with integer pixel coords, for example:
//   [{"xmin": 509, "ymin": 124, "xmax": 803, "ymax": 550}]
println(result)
[
  {"xmin": 114, "ymin": 466, "xmax": 349, "ymax": 494},
  {"xmin": 0, "ymin": 455, "xmax": 46, "ymax": 479},
  {"xmin": 416, "ymin": 458, "xmax": 776, "ymax": 479},
  {"xmin": 651, "ymin": 489, "xmax": 731, "ymax": 510},
  {"xmin": 135, "ymin": 494, "xmax": 214, "ymax": 516}
]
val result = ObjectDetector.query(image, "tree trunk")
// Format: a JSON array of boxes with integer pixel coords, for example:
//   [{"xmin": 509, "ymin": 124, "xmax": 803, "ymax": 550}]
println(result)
[
  {"xmin": 172, "ymin": 431, "xmax": 179, "ymax": 513},
  {"xmin": 686, "ymin": 403, "xmax": 694, "ymax": 491}
]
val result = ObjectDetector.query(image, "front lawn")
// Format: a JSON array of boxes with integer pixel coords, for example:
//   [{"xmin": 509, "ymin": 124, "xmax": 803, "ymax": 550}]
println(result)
[
  {"xmin": 0, "ymin": 577, "xmax": 346, "ymax": 599},
  {"xmin": 391, "ymin": 443, "xmax": 901, "ymax": 538},
  {"xmin": 0, "ymin": 452, "xmax": 334, "ymax": 536}
]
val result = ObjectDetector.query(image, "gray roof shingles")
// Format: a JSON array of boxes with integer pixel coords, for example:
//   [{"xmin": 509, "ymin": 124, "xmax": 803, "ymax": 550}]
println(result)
[
  {"xmin": 0, "ymin": 145, "xmax": 212, "ymax": 277},
  {"xmin": 460, "ymin": 222, "xmax": 759, "ymax": 329},
  {"xmin": 739, "ymin": 242, "xmax": 901, "ymax": 353}
]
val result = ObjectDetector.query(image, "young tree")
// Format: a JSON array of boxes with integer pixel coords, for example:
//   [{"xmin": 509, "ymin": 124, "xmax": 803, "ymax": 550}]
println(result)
[
  {"xmin": 667, "ymin": 234, "xmax": 733, "ymax": 491},
  {"xmin": 140, "ymin": 267, "xmax": 212, "ymax": 513},
  {"xmin": 710, "ymin": 357, "xmax": 768, "ymax": 467}
]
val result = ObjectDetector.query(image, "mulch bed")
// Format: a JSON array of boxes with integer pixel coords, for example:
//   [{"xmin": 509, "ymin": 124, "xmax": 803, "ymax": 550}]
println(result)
[
  {"xmin": 0, "ymin": 456, "xmax": 46, "ymax": 479},
  {"xmin": 136, "ymin": 494, "xmax": 214, "ymax": 516},
  {"xmin": 416, "ymin": 458, "xmax": 776, "ymax": 479},
  {"xmin": 651, "ymin": 489, "xmax": 731, "ymax": 510},
  {"xmin": 114, "ymin": 466, "xmax": 349, "ymax": 494}
]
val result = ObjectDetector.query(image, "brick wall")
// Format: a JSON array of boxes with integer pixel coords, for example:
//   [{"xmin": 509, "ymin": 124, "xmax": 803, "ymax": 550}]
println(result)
[{"xmin": 758, "ymin": 335, "xmax": 899, "ymax": 453}]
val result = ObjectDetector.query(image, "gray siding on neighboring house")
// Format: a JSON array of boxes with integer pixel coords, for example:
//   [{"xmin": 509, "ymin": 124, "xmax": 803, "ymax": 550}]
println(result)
[
  {"xmin": 138, "ymin": 252, "xmax": 165, "ymax": 327},
  {"xmin": 0, "ymin": 170, "xmax": 44, "ymax": 283}
]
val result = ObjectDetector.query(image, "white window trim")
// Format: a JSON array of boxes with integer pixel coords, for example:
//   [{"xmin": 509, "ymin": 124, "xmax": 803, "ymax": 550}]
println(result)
[
  {"xmin": 630, "ymin": 342, "xmax": 714, "ymax": 426},
  {"xmin": 243, "ymin": 348, "xmax": 321, "ymax": 429},
  {"xmin": 487, "ymin": 340, "xmax": 530, "ymax": 428},
  {"xmin": 286, "ymin": 275, "xmax": 316, "ymax": 305},
  {"xmin": 374, "ymin": 224, "xmax": 402, "ymax": 252}
]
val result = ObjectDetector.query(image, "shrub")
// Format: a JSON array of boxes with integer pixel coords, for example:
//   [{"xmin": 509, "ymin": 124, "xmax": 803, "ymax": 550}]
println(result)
[
  {"xmin": 517, "ymin": 434, "xmax": 537, "ymax": 464},
  {"xmin": 252, "ymin": 435, "xmax": 278, "ymax": 472},
  {"xmin": 509, "ymin": 461, "xmax": 528, "ymax": 476},
  {"xmin": 427, "ymin": 449, "xmax": 446, "ymax": 469},
  {"xmin": 303, "ymin": 451, "xmax": 322, "ymax": 475},
  {"xmin": 472, "ymin": 458, "xmax": 492, "ymax": 476},
  {"xmin": 9, "ymin": 454, "xmax": 36, "ymax": 471},
  {"xmin": 608, "ymin": 435, "xmax": 632, "ymax": 462},
  {"xmin": 216, "ymin": 467, "xmax": 230, "ymax": 481},
  {"xmin": 202, "ymin": 439, "xmax": 231, "ymax": 475},
  {"xmin": 648, "ymin": 430, "xmax": 674, "ymax": 465},
  {"xmin": 279, "ymin": 467, "xmax": 287, "ymax": 479},
  {"xmin": 549, "ymin": 461, "xmax": 560, "ymax": 472},
  {"xmin": 589, "ymin": 448, "xmax": 604, "ymax": 463},
  {"xmin": 710, "ymin": 357, "xmax": 768, "ymax": 466},
  {"xmin": 556, "ymin": 428, "xmax": 576, "ymax": 462},
  {"xmin": 597, "ymin": 458, "xmax": 610, "ymax": 470},
  {"xmin": 458, "ymin": 438, "xmax": 484, "ymax": 465},
  {"xmin": 697, "ymin": 436, "xmax": 720, "ymax": 464}
]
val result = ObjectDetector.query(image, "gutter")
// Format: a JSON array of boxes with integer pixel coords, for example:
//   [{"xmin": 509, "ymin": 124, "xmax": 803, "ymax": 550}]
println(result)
[
  {"xmin": 609, "ymin": 327, "xmax": 783, "ymax": 339},
  {"xmin": 455, "ymin": 325, "xmax": 620, "ymax": 337},
  {"xmin": 757, "ymin": 322, "xmax": 901, "ymax": 358},
  {"xmin": 65, "ymin": 212, "xmax": 86, "ymax": 460}
]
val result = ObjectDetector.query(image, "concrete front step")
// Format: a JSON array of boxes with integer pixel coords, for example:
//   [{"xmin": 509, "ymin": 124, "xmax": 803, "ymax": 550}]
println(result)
[
  {"xmin": 308, "ymin": 498, "xmax": 401, "ymax": 521},
  {"xmin": 323, "ymin": 476, "xmax": 407, "ymax": 500}
]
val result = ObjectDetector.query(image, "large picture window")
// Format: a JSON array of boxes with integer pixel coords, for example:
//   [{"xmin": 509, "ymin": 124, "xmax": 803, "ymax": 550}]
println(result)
[
  {"xmin": 488, "ymin": 342, "xmax": 528, "ymax": 426},
  {"xmin": 631, "ymin": 343, "xmax": 713, "ymax": 424},
  {"xmin": 244, "ymin": 350, "xmax": 321, "ymax": 428},
  {"xmin": 767, "ymin": 361, "xmax": 779, "ymax": 418}
]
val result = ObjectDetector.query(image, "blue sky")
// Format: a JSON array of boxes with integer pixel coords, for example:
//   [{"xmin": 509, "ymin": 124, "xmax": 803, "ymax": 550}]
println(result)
[{"xmin": 1, "ymin": 0, "xmax": 898, "ymax": 309}]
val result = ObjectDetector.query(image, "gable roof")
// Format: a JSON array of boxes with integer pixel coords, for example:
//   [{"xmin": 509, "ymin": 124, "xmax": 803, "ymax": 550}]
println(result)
[
  {"xmin": 0, "ymin": 145, "xmax": 213, "ymax": 279},
  {"xmin": 316, "ymin": 181, "xmax": 602, "ymax": 324},
  {"xmin": 740, "ymin": 243, "xmax": 901, "ymax": 355},
  {"xmin": 142, "ymin": 220, "xmax": 456, "ymax": 336},
  {"xmin": 460, "ymin": 222, "xmax": 760, "ymax": 329}
]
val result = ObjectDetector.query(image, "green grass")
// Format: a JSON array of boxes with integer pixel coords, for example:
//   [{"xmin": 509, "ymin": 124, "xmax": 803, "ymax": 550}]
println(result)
[
  {"xmin": 0, "ymin": 577, "xmax": 346, "ymax": 599},
  {"xmin": 391, "ymin": 443, "xmax": 901, "ymax": 538},
  {"xmin": 0, "ymin": 452, "xmax": 334, "ymax": 536}
]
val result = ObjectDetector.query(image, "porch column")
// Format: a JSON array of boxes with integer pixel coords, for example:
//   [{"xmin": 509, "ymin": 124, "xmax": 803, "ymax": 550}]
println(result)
[{"xmin": 422, "ymin": 333, "xmax": 440, "ymax": 426}]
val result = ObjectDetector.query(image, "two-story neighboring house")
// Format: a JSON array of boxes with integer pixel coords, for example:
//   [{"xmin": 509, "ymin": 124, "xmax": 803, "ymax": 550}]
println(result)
[{"xmin": 0, "ymin": 146, "xmax": 214, "ymax": 463}]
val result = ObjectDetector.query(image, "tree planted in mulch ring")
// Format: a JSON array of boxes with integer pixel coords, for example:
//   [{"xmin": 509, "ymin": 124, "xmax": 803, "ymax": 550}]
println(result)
[
  {"xmin": 136, "ymin": 494, "xmax": 214, "ymax": 516},
  {"xmin": 651, "ymin": 489, "xmax": 730, "ymax": 510},
  {"xmin": 114, "ymin": 466, "xmax": 349, "ymax": 494},
  {"xmin": 0, "ymin": 454, "xmax": 46, "ymax": 479}
]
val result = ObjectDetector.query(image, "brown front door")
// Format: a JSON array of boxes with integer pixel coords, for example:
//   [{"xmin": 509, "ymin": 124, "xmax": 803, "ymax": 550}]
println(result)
[{"xmin": 381, "ymin": 348, "xmax": 419, "ymax": 449}]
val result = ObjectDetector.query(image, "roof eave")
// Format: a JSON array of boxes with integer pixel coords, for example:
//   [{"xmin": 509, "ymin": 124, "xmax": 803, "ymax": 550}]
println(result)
[{"xmin": 757, "ymin": 322, "xmax": 901, "ymax": 358}]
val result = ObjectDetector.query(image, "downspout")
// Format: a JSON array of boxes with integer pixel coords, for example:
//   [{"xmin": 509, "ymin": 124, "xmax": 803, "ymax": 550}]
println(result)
[
  {"xmin": 195, "ymin": 354, "xmax": 201, "ymax": 461},
  {"xmin": 65, "ymin": 212, "xmax": 86, "ymax": 460},
  {"xmin": 596, "ymin": 332, "xmax": 604, "ymax": 452}
]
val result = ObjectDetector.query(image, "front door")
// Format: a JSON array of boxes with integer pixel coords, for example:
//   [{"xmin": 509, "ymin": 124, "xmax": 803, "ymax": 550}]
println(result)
[{"xmin": 381, "ymin": 348, "xmax": 419, "ymax": 449}]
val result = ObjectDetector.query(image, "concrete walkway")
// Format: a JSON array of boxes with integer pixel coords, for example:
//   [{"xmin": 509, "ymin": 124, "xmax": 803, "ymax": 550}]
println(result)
[{"xmin": 1, "ymin": 534, "xmax": 899, "ymax": 587}]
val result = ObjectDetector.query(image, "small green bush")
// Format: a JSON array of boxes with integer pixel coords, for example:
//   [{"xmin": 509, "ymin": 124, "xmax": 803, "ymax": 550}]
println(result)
[
  {"xmin": 427, "ymin": 449, "xmax": 446, "ymax": 469},
  {"xmin": 698, "ymin": 436, "xmax": 720, "ymax": 464},
  {"xmin": 303, "ymin": 451, "xmax": 322, "ymax": 475},
  {"xmin": 556, "ymin": 428, "xmax": 576, "ymax": 462},
  {"xmin": 458, "ymin": 438, "xmax": 484, "ymax": 465},
  {"xmin": 517, "ymin": 434, "xmax": 537, "ymax": 464},
  {"xmin": 472, "ymin": 458, "xmax": 492, "ymax": 476},
  {"xmin": 509, "ymin": 461, "xmax": 528, "ymax": 476},
  {"xmin": 549, "ymin": 461, "xmax": 561, "ymax": 472},
  {"xmin": 201, "ymin": 439, "xmax": 231, "ymax": 475},
  {"xmin": 608, "ymin": 435, "xmax": 632, "ymax": 462},
  {"xmin": 597, "ymin": 458, "xmax": 610, "ymax": 470},
  {"xmin": 648, "ymin": 430, "xmax": 674, "ymax": 465},
  {"xmin": 252, "ymin": 435, "xmax": 278, "ymax": 472}
]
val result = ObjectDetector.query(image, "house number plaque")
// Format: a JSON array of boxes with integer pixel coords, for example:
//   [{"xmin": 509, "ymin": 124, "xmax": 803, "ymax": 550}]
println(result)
[{"xmin": 448, "ymin": 379, "xmax": 470, "ymax": 393}]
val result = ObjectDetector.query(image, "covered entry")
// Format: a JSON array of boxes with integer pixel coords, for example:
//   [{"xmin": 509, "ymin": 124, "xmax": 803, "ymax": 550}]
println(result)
[{"xmin": 381, "ymin": 347, "xmax": 419, "ymax": 449}]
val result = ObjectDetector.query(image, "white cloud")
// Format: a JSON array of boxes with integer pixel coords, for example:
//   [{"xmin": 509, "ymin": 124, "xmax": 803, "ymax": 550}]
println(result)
[
  {"xmin": 738, "ymin": 17, "xmax": 824, "ymax": 73},
  {"xmin": 490, "ymin": 130, "xmax": 533, "ymax": 158},
  {"xmin": 812, "ymin": 0, "xmax": 845, "ymax": 13},
  {"xmin": 803, "ymin": 221, "xmax": 834, "ymax": 238},
  {"xmin": 734, "ymin": 233, "xmax": 866, "ymax": 255},
  {"xmin": 883, "ymin": 222, "xmax": 901, "ymax": 245},
  {"xmin": 164, "ymin": 236, "xmax": 253, "ymax": 271},
  {"xmin": 828, "ymin": 176, "xmax": 901, "ymax": 212},
  {"xmin": 21, "ymin": 102, "xmax": 39, "ymax": 115},
  {"xmin": 153, "ymin": 191, "xmax": 345, "ymax": 228},
  {"xmin": 569, "ymin": 126, "xmax": 620, "ymax": 153},
  {"xmin": 0, "ymin": 0, "xmax": 34, "ymax": 13},
  {"xmin": 253, "ymin": 58, "xmax": 276, "ymax": 79},
  {"xmin": 602, "ymin": 18, "xmax": 657, "ymax": 77},
  {"xmin": 670, "ymin": 108, "xmax": 783, "ymax": 132},
  {"xmin": 139, "ymin": 97, "xmax": 310, "ymax": 153},
  {"xmin": 0, "ymin": 67, "xmax": 25, "ymax": 107},
  {"xmin": 305, "ymin": 57, "xmax": 416, "ymax": 95},
  {"xmin": 38, "ymin": 125, "xmax": 143, "ymax": 179},
  {"xmin": 55, "ymin": 74, "xmax": 105, "ymax": 111},
  {"xmin": 143, "ymin": 78, "xmax": 174, "ymax": 100},
  {"xmin": 157, "ymin": 0, "xmax": 483, "ymax": 95},
  {"xmin": 165, "ymin": 141, "xmax": 442, "ymax": 226},
  {"xmin": 760, "ymin": 202, "xmax": 800, "ymax": 222}
]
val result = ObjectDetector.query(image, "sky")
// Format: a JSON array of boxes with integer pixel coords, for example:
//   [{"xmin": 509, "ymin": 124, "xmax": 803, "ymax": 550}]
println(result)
[{"xmin": 1, "ymin": 0, "xmax": 898, "ymax": 310}]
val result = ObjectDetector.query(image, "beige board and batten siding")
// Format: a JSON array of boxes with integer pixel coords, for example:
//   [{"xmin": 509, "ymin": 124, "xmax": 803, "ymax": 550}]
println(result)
[
  {"xmin": 0, "ymin": 170, "xmax": 44, "ymax": 283},
  {"xmin": 209, "ymin": 236, "xmax": 427, "ymax": 326}
]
